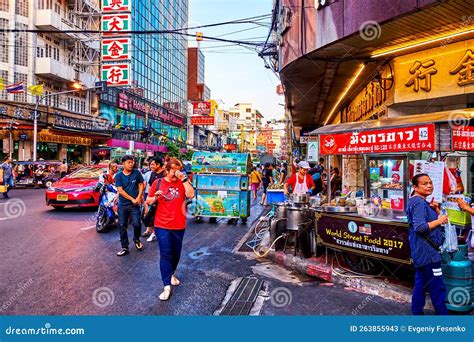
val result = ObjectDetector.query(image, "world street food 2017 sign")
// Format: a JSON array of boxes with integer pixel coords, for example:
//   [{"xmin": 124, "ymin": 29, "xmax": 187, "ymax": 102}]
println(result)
[
  {"xmin": 319, "ymin": 124, "xmax": 435, "ymax": 155},
  {"xmin": 316, "ymin": 213, "xmax": 411, "ymax": 264}
]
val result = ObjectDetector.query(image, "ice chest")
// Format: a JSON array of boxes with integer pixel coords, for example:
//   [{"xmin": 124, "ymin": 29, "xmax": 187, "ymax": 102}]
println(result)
[
  {"xmin": 267, "ymin": 190, "xmax": 286, "ymax": 204},
  {"xmin": 447, "ymin": 208, "xmax": 471, "ymax": 225}
]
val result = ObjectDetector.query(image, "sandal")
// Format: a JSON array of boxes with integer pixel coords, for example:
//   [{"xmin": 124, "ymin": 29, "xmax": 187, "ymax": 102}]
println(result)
[
  {"xmin": 134, "ymin": 240, "xmax": 144, "ymax": 251},
  {"xmin": 117, "ymin": 248, "xmax": 129, "ymax": 256},
  {"xmin": 159, "ymin": 286, "xmax": 172, "ymax": 301},
  {"xmin": 171, "ymin": 275, "xmax": 181, "ymax": 286}
]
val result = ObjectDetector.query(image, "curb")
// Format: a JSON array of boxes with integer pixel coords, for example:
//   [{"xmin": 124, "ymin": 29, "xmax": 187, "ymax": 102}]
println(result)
[{"xmin": 258, "ymin": 245, "xmax": 431, "ymax": 308}]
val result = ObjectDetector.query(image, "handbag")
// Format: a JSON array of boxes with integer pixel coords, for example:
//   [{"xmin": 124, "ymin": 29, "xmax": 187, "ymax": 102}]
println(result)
[{"xmin": 141, "ymin": 179, "xmax": 162, "ymax": 227}]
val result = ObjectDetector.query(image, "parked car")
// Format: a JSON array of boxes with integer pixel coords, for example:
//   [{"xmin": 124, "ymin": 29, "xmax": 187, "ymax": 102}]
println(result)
[
  {"xmin": 45, "ymin": 165, "xmax": 108, "ymax": 210},
  {"xmin": 14, "ymin": 161, "xmax": 62, "ymax": 188}
]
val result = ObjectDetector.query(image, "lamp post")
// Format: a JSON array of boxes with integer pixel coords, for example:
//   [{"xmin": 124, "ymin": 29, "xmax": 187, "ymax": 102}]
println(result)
[{"xmin": 32, "ymin": 83, "xmax": 89, "ymax": 162}]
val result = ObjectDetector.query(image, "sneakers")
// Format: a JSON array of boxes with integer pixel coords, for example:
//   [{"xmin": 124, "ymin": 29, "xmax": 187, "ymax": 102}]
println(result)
[
  {"xmin": 159, "ymin": 285, "xmax": 172, "ymax": 301},
  {"xmin": 134, "ymin": 240, "xmax": 144, "ymax": 251},
  {"xmin": 146, "ymin": 233, "xmax": 156, "ymax": 242},
  {"xmin": 141, "ymin": 230, "xmax": 151, "ymax": 237},
  {"xmin": 117, "ymin": 248, "xmax": 129, "ymax": 256}
]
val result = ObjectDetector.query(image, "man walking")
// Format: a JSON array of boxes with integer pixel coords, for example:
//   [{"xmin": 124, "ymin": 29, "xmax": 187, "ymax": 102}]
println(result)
[
  {"xmin": 1, "ymin": 157, "xmax": 13, "ymax": 199},
  {"xmin": 59, "ymin": 159, "xmax": 68, "ymax": 178},
  {"xmin": 115, "ymin": 155, "xmax": 145, "ymax": 256}
]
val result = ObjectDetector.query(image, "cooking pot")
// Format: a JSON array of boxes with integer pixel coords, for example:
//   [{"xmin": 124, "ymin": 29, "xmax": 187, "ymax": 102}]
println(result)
[
  {"xmin": 292, "ymin": 193, "xmax": 310, "ymax": 204},
  {"xmin": 286, "ymin": 206, "xmax": 311, "ymax": 231},
  {"xmin": 272, "ymin": 202, "xmax": 287, "ymax": 219}
]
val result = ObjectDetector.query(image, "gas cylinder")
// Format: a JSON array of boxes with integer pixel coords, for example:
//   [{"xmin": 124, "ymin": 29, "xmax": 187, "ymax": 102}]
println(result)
[{"xmin": 443, "ymin": 244, "xmax": 473, "ymax": 313}]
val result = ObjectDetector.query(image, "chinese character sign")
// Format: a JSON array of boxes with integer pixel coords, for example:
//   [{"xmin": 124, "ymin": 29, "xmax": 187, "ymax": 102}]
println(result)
[
  {"xmin": 101, "ymin": 64, "xmax": 130, "ymax": 86},
  {"xmin": 102, "ymin": 0, "xmax": 130, "ymax": 11},
  {"xmin": 452, "ymin": 126, "xmax": 474, "ymax": 151},
  {"xmin": 102, "ymin": 14, "xmax": 131, "ymax": 35},
  {"xmin": 394, "ymin": 39, "xmax": 474, "ymax": 104},
  {"xmin": 102, "ymin": 38, "xmax": 130, "ymax": 61},
  {"xmin": 319, "ymin": 124, "xmax": 436, "ymax": 155}
]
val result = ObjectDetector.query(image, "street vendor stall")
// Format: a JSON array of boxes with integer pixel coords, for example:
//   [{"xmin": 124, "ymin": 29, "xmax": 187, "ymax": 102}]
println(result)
[
  {"xmin": 309, "ymin": 111, "xmax": 473, "ymax": 274},
  {"xmin": 191, "ymin": 152, "xmax": 251, "ymax": 224}
]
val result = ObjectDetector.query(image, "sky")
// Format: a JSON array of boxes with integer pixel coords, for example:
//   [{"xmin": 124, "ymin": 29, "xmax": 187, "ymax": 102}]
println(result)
[{"xmin": 188, "ymin": 0, "xmax": 284, "ymax": 121}]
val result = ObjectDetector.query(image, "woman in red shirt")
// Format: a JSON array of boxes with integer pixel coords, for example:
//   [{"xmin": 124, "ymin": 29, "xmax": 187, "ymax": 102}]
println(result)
[{"xmin": 146, "ymin": 158, "xmax": 195, "ymax": 301}]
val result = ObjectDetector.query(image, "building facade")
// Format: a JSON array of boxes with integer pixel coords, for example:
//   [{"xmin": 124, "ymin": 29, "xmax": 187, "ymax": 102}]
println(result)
[{"xmin": 0, "ymin": 0, "xmax": 106, "ymax": 163}]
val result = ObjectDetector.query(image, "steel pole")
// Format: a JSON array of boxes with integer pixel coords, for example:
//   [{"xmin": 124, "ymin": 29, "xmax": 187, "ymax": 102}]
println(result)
[{"xmin": 33, "ymin": 96, "xmax": 40, "ymax": 162}]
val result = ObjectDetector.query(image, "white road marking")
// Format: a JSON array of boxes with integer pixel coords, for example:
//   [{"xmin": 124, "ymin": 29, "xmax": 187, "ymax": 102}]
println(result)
[{"xmin": 81, "ymin": 225, "xmax": 96, "ymax": 230}]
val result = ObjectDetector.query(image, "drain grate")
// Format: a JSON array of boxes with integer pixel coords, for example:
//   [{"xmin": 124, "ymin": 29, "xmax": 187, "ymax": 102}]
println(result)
[{"xmin": 219, "ymin": 277, "xmax": 263, "ymax": 316}]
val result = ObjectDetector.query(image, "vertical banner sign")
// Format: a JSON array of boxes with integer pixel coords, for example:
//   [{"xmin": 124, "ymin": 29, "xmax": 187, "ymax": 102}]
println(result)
[
  {"xmin": 101, "ymin": 0, "xmax": 131, "ymax": 12},
  {"xmin": 307, "ymin": 141, "xmax": 319, "ymax": 162},
  {"xmin": 100, "ymin": 0, "xmax": 132, "ymax": 87},
  {"xmin": 102, "ymin": 38, "xmax": 131, "ymax": 61},
  {"xmin": 101, "ymin": 64, "xmax": 130, "ymax": 86}
]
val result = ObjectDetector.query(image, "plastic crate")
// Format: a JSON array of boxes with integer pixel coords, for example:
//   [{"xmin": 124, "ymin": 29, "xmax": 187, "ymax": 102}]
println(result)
[
  {"xmin": 447, "ymin": 209, "xmax": 471, "ymax": 225},
  {"xmin": 267, "ymin": 190, "xmax": 286, "ymax": 204}
]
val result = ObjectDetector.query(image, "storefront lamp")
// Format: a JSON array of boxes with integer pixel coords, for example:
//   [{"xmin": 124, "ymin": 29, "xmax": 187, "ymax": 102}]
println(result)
[{"xmin": 71, "ymin": 82, "xmax": 83, "ymax": 91}]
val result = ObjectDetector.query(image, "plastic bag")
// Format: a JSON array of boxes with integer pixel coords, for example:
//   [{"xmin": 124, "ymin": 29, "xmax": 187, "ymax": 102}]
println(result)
[{"xmin": 442, "ymin": 220, "xmax": 458, "ymax": 252}]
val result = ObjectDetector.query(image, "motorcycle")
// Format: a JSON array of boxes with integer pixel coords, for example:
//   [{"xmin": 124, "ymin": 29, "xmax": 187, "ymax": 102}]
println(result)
[{"xmin": 95, "ymin": 183, "xmax": 118, "ymax": 233}]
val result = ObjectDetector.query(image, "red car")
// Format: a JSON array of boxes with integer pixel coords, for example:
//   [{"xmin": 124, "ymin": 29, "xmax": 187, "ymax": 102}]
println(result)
[{"xmin": 45, "ymin": 166, "xmax": 107, "ymax": 210}]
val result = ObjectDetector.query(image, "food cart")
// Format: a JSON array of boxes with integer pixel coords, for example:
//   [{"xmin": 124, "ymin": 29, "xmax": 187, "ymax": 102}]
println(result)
[
  {"xmin": 309, "ymin": 112, "xmax": 473, "ymax": 274},
  {"xmin": 191, "ymin": 152, "xmax": 251, "ymax": 224}
]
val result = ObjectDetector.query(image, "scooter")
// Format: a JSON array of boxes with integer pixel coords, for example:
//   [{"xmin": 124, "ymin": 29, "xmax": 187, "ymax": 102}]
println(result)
[{"xmin": 95, "ymin": 183, "xmax": 118, "ymax": 233}]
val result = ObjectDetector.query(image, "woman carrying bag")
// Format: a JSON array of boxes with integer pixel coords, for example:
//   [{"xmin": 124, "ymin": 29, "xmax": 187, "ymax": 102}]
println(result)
[
  {"xmin": 146, "ymin": 158, "xmax": 194, "ymax": 301},
  {"xmin": 407, "ymin": 173, "xmax": 449, "ymax": 315}
]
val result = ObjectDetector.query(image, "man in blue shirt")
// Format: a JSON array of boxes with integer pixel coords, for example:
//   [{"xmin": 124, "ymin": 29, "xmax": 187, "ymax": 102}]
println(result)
[
  {"xmin": 115, "ymin": 155, "xmax": 145, "ymax": 256},
  {"xmin": 1, "ymin": 157, "xmax": 13, "ymax": 199}
]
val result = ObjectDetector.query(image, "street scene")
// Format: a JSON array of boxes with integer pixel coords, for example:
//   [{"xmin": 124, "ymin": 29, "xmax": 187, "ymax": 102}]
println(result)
[{"xmin": 0, "ymin": 0, "xmax": 473, "ymax": 333}]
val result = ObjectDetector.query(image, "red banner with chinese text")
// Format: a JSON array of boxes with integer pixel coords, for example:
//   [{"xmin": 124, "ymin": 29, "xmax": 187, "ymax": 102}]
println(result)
[
  {"xmin": 452, "ymin": 126, "xmax": 474, "ymax": 151},
  {"xmin": 191, "ymin": 116, "xmax": 214, "ymax": 126},
  {"xmin": 319, "ymin": 124, "xmax": 436, "ymax": 155}
]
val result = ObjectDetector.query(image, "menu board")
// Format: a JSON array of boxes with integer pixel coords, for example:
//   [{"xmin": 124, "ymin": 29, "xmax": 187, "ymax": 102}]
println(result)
[{"xmin": 413, "ymin": 160, "xmax": 445, "ymax": 203}]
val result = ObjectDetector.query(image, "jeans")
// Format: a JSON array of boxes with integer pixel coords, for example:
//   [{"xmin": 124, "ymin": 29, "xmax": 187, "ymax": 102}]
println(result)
[
  {"xmin": 155, "ymin": 228, "xmax": 185, "ymax": 286},
  {"xmin": 3, "ymin": 176, "xmax": 13, "ymax": 197},
  {"xmin": 411, "ymin": 261, "xmax": 448, "ymax": 315},
  {"xmin": 118, "ymin": 204, "xmax": 142, "ymax": 248}
]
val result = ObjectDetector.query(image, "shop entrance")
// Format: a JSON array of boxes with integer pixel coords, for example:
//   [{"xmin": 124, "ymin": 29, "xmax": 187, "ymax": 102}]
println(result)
[
  {"xmin": 37, "ymin": 142, "xmax": 59, "ymax": 160},
  {"xmin": 67, "ymin": 145, "xmax": 85, "ymax": 164}
]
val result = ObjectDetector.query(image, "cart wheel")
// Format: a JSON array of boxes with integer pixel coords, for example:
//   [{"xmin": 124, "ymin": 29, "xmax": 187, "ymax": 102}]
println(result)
[
  {"xmin": 195, "ymin": 216, "xmax": 203, "ymax": 223},
  {"xmin": 341, "ymin": 252, "xmax": 383, "ymax": 275},
  {"xmin": 209, "ymin": 217, "xmax": 217, "ymax": 224},
  {"xmin": 240, "ymin": 218, "xmax": 247, "ymax": 225}
]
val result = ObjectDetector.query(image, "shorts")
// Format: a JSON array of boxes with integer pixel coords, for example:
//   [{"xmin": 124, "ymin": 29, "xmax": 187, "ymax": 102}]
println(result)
[
  {"xmin": 262, "ymin": 182, "xmax": 269, "ymax": 194},
  {"xmin": 251, "ymin": 183, "xmax": 259, "ymax": 191}
]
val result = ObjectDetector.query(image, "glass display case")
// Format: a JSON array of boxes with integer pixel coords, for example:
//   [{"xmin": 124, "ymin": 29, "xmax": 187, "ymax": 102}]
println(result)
[{"xmin": 366, "ymin": 155, "xmax": 409, "ymax": 212}]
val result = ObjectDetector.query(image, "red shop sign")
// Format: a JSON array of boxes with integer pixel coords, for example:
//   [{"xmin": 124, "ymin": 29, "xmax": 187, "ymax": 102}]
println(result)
[
  {"xmin": 224, "ymin": 144, "xmax": 236, "ymax": 151},
  {"xmin": 452, "ymin": 126, "xmax": 474, "ymax": 151},
  {"xmin": 319, "ymin": 124, "xmax": 435, "ymax": 155},
  {"xmin": 192, "ymin": 101, "xmax": 211, "ymax": 115},
  {"xmin": 191, "ymin": 116, "xmax": 214, "ymax": 126}
]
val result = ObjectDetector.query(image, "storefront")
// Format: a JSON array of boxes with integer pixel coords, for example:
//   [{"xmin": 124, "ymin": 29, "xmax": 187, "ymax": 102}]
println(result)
[
  {"xmin": 308, "ymin": 113, "xmax": 473, "ymax": 272},
  {"xmin": 0, "ymin": 101, "xmax": 111, "ymax": 163}
]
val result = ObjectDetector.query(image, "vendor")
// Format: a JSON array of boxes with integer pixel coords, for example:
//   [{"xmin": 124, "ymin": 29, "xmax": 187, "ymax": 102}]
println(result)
[{"xmin": 284, "ymin": 161, "xmax": 315, "ymax": 196}]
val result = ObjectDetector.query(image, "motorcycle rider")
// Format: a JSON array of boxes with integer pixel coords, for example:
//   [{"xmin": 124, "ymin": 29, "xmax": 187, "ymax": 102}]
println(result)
[{"xmin": 99, "ymin": 161, "xmax": 118, "ymax": 185}]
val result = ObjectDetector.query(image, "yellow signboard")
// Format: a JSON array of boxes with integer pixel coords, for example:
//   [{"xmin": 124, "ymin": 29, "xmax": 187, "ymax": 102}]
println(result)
[{"xmin": 394, "ymin": 39, "xmax": 474, "ymax": 103}]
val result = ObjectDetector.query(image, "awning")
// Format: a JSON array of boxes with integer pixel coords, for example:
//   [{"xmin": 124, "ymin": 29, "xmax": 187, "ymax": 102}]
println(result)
[{"xmin": 309, "ymin": 110, "xmax": 474, "ymax": 135}]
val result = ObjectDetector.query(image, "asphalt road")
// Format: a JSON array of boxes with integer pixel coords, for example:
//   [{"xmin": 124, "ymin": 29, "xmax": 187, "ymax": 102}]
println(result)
[{"xmin": 0, "ymin": 189, "xmax": 411, "ymax": 315}]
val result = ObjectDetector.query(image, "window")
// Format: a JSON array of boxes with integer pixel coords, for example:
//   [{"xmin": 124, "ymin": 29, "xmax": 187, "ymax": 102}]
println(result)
[
  {"xmin": 0, "ymin": 70, "xmax": 8, "ymax": 100},
  {"xmin": 15, "ymin": 0, "xmax": 29, "ymax": 16},
  {"xmin": 245, "ymin": 108, "xmax": 251, "ymax": 113},
  {"xmin": 0, "ymin": 19, "xmax": 8, "ymax": 63},
  {"xmin": 14, "ymin": 23, "xmax": 28, "ymax": 66},
  {"xmin": 13, "ymin": 72, "xmax": 27, "ymax": 102},
  {"xmin": 0, "ymin": 0, "xmax": 8, "ymax": 11}
]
